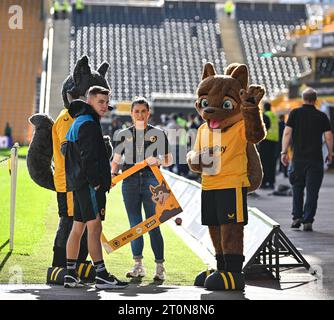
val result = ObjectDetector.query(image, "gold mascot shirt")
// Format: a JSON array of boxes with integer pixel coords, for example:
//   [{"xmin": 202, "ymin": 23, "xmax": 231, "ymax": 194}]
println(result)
[
  {"xmin": 194, "ymin": 120, "xmax": 250, "ymax": 190},
  {"xmin": 52, "ymin": 109, "xmax": 73, "ymax": 192}
]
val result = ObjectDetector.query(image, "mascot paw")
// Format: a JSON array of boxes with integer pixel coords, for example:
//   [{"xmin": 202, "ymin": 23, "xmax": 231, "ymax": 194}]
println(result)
[
  {"xmin": 187, "ymin": 150, "xmax": 203, "ymax": 173},
  {"xmin": 204, "ymin": 271, "xmax": 245, "ymax": 291},
  {"xmin": 194, "ymin": 269, "xmax": 215, "ymax": 287},
  {"xmin": 240, "ymin": 85, "xmax": 265, "ymax": 108}
]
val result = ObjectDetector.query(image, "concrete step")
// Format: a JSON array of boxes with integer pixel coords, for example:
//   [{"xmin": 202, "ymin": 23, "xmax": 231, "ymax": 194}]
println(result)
[
  {"xmin": 49, "ymin": 19, "xmax": 70, "ymax": 120},
  {"xmin": 217, "ymin": 8, "xmax": 244, "ymax": 65}
]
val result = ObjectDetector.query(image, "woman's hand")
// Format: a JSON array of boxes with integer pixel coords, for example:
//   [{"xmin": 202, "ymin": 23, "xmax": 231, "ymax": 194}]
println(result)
[{"xmin": 146, "ymin": 156, "xmax": 161, "ymax": 166}]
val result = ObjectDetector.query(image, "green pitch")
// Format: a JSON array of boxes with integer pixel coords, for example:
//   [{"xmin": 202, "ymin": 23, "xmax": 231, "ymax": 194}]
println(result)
[{"xmin": 0, "ymin": 152, "xmax": 206, "ymax": 285}]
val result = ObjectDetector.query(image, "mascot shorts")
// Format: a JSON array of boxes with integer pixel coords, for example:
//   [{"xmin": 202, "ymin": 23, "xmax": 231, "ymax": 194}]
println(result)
[
  {"xmin": 57, "ymin": 192, "xmax": 74, "ymax": 216},
  {"xmin": 73, "ymin": 183, "xmax": 106, "ymax": 223},
  {"xmin": 201, "ymin": 187, "xmax": 248, "ymax": 225}
]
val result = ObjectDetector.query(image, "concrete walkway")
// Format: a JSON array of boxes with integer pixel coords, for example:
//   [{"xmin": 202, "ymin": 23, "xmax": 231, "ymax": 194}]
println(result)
[{"xmin": 1, "ymin": 172, "xmax": 333, "ymax": 300}]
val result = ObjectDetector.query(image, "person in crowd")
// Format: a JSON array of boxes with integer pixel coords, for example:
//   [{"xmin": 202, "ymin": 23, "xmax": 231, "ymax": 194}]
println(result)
[
  {"xmin": 4, "ymin": 122, "xmax": 13, "ymax": 148},
  {"xmin": 278, "ymin": 114, "xmax": 288, "ymax": 177},
  {"xmin": 109, "ymin": 117, "xmax": 121, "ymax": 148},
  {"xmin": 259, "ymin": 102, "xmax": 279, "ymax": 189},
  {"xmin": 281, "ymin": 87, "xmax": 333, "ymax": 231},
  {"xmin": 74, "ymin": 0, "xmax": 85, "ymax": 12},
  {"xmin": 165, "ymin": 113, "xmax": 183, "ymax": 175},
  {"xmin": 224, "ymin": 0, "xmax": 235, "ymax": 18},
  {"xmin": 176, "ymin": 112, "xmax": 187, "ymax": 129},
  {"xmin": 61, "ymin": 0, "xmax": 71, "ymax": 19},
  {"xmin": 187, "ymin": 113, "xmax": 199, "ymax": 130},
  {"xmin": 53, "ymin": 0, "xmax": 60, "ymax": 20}
]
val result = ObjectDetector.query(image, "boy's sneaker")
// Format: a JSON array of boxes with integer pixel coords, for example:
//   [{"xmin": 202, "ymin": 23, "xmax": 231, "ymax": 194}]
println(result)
[
  {"xmin": 64, "ymin": 275, "xmax": 85, "ymax": 288},
  {"xmin": 95, "ymin": 273, "xmax": 129, "ymax": 290},
  {"xmin": 153, "ymin": 264, "xmax": 166, "ymax": 281},
  {"xmin": 303, "ymin": 223, "xmax": 313, "ymax": 231},
  {"xmin": 126, "ymin": 264, "xmax": 146, "ymax": 278},
  {"xmin": 291, "ymin": 218, "xmax": 302, "ymax": 229}
]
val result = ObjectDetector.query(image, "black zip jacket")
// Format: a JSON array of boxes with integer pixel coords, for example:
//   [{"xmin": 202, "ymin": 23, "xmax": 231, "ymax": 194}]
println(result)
[{"xmin": 63, "ymin": 100, "xmax": 111, "ymax": 192}]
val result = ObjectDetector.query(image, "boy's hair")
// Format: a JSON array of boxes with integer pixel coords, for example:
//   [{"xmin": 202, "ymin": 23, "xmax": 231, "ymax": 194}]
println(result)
[
  {"xmin": 131, "ymin": 96, "xmax": 150, "ymax": 111},
  {"xmin": 87, "ymin": 86, "xmax": 110, "ymax": 97}
]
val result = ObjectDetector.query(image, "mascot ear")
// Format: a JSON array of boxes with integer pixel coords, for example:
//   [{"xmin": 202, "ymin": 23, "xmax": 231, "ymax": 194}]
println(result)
[
  {"xmin": 161, "ymin": 181, "xmax": 168, "ymax": 191},
  {"xmin": 202, "ymin": 62, "xmax": 216, "ymax": 80},
  {"xmin": 98, "ymin": 62, "xmax": 109, "ymax": 78},
  {"xmin": 230, "ymin": 64, "xmax": 248, "ymax": 89},
  {"xmin": 149, "ymin": 185, "xmax": 155, "ymax": 194},
  {"xmin": 225, "ymin": 63, "xmax": 241, "ymax": 76},
  {"xmin": 73, "ymin": 55, "xmax": 91, "ymax": 86}
]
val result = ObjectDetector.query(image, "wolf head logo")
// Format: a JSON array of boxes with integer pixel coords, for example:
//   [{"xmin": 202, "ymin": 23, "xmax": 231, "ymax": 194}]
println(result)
[{"xmin": 149, "ymin": 181, "xmax": 171, "ymax": 206}]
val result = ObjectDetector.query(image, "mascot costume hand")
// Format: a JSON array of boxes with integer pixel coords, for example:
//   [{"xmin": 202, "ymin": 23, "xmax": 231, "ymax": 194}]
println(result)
[
  {"xmin": 188, "ymin": 63, "xmax": 266, "ymax": 290},
  {"xmin": 27, "ymin": 56, "xmax": 112, "ymax": 283}
]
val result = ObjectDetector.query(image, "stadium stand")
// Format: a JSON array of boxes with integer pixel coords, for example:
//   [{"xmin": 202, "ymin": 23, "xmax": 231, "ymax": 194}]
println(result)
[
  {"xmin": 316, "ymin": 57, "xmax": 334, "ymax": 80},
  {"xmin": 0, "ymin": 0, "xmax": 44, "ymax": 144},
  {"xmin": 69, "ymin": 1, "xmax": 227, "ymax": 102},
  {"xmin": 235, "ymin": 2, "xmax": 312, "ymax": 98}
]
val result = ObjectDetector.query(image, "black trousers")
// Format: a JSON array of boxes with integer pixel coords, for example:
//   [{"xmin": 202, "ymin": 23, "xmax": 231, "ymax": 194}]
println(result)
[
  {"xmin": 289, "ymin": 160, "xmax": 324, "ymax": 223},
  {"xmin": 259, "ymin": 140, "xmax": 278, "ymax": 185},
  {"xmin": 52, "ymin": 216, "xmax": 88, "ymax": 267}
]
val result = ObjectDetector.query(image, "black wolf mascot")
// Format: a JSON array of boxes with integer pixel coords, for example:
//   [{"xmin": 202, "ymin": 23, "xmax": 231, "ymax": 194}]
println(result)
[{"xmin": 27, "ymin": 56, "xmax": 112, "ymax": 283}]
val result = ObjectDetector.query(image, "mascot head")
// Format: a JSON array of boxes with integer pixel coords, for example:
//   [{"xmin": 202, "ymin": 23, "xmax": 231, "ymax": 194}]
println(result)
[
  {"xmin": 195, "ymin": 62, "xmax": 252, "ymax": 130},
  {"xmin": 62, "ymin": 55, "xmax": 110, "ymax": 108}
]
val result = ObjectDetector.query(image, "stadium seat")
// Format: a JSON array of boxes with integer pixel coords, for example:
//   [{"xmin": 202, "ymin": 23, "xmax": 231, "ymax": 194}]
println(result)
[
  {"xmin": 235, "ymin": 2, "xmax": 311, "ymax": 98},
  {"xmin": 69, "ymin": 1, "xmax": 227, "ymax": 101}
]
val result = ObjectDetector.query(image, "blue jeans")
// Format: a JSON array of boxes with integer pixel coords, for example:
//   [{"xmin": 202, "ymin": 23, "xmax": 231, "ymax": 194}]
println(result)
[
  {"xmin": 122, "ymin": 170, "xmax": 165, "ymax": 263},
  {"xmin": 289, "ymin": 160, "xmax": 324, "ymax": 223}
]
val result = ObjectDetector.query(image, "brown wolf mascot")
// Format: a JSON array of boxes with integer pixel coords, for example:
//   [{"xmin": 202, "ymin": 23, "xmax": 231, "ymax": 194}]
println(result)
[
  {"xmin": 27, "ymin": 56, "xmax": 112, "ymax": 283},
  {"xmin": 187, "ymin": 62, "xmax": 266, "ymax": 290}
]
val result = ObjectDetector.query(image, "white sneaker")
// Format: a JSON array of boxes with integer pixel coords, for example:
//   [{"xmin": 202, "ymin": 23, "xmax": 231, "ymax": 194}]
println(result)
[
  {"xmin": 153, "ymin": 264, "xmax": 166, "ymax": 281},
  {"xmin": 95, "ymin": 273, "xmax": 129, "ymax": 290},
  {"xmin": 126, "ymin": 264, "xmax": 146, "ymax": 278}
]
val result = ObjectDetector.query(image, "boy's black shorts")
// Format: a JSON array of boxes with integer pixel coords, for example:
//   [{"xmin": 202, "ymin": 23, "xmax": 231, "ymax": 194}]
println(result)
[
  {"xmin": 73, "ymin": 183, "xmax": 106, "ymax": 223},
  {"xmin": 201, "ymin": 187, "xmax": 248, "ymax": 226}
]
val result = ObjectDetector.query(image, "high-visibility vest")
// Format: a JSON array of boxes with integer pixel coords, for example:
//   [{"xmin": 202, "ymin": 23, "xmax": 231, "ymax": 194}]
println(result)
[
  {"xmin": 76, "ymin": 0, "xmax": 84, "ymax": 10},
  {"xmin": 177, "ymin": 117, "xmax": 187, "ymax": 129},
  {"xmin": 224, "ymin": 1, "xmax": 234, "ymax": 14},
  {"xmin": 62, "ymin": 0, "xmax": 71, "ymax": 12},
  {"xmin": 265, "ymin": 110, "xmax": 279, "ymax": 142},
  {"xmin": 54, "ymin": 1, "xmax": 60, "ymax": 12}
]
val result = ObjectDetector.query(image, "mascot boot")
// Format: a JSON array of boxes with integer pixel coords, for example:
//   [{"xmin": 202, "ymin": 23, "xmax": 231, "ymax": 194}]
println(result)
[
  {"xmin": 204, "ymin": 254, "xmax": 245, "ymax": 290},
  {"xmin": 194, "ymin": 253, "xmax": 225, "ymax": 287},
  {"xmin": 52, "ymin": 216, "xmax": 89, "ymax": 267}
]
